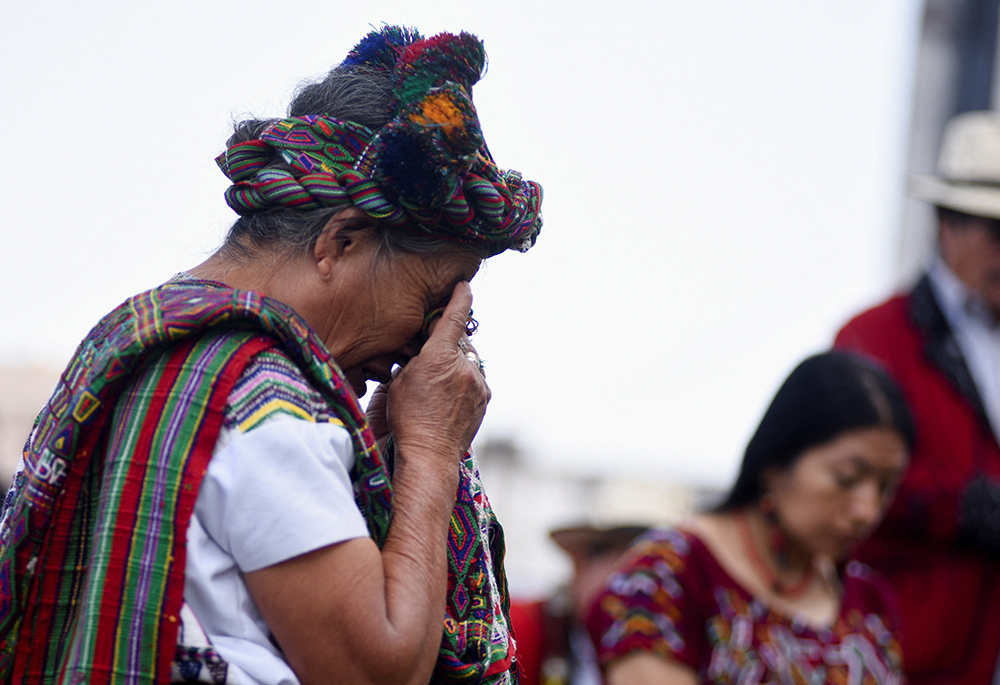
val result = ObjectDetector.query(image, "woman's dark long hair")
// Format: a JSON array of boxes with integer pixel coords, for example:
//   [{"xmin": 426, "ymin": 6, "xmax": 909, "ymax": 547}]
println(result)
[{"xmin": 715, "ymin": 350, "xmax": 915, "ymax": 511}]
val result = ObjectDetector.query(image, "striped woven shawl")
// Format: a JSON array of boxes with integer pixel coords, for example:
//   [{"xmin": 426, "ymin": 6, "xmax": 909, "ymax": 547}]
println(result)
[{"xmin": 0, "ymin": 279, "xmax": 515, "ymax": 684}]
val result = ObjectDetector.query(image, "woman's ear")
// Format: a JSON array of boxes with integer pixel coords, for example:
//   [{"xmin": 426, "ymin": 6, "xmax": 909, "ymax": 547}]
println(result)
[
  {"xmin": 759, "ymin": 467, "xmax": 779, "ymax": 499},
  {"xmin": 759, "ymin": 466, "xmax": 791, "ymax": 512},
  {"xmin": 313, "ymin": 208, "xmax": 378, "ymax": 280}
]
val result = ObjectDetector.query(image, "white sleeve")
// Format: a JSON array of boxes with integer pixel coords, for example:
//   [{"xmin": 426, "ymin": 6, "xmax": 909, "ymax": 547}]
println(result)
[{"xmin": 194, "ymin": 417, "xmax": 371, "ymax": 572}]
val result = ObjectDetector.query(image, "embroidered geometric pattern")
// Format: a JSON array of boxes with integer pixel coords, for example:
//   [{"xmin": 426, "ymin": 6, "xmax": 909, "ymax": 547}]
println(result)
[
  {"xmin": 0, "ymin": 329, "xmax": 273, "ymax": 683},
  {"xmin": 435, "ymin": 450, "xmax": 514, "ymax": 683},
  {"xmin": 171, "ymin": 604, "xmax": 235, "ymax": 684},
  {"xmin": 592, "ymin": 529, "xmax": 904, "ymax": 685},
  {"xmin": 0, "ymin": 278, "xmax": 516, "ymax": 684},
  {"xmin": 222, "ymin": 347, "xmax": 341, "ymax": 433}
]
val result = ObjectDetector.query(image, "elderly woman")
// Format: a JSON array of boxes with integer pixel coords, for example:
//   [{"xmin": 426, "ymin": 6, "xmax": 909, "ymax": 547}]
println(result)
[
  {"xmin": 587, "ymin": 352, "xmax": 914, "ymax": 685},
  {"xmin": 0, "ymin": 26, "xmax": 540, "ymax": 685}
]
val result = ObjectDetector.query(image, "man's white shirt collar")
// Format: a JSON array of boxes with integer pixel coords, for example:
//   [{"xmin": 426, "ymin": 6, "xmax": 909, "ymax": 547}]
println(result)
[{"xmin": 928, "ymin": 258, "xmax": 1000, "ymax": 443}]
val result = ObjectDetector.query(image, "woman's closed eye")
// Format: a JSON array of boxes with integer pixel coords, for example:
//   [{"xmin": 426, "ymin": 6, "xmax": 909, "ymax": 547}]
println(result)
[{"xmin": 834, "ymin": 471, "xmax": 861, "ymax": 489}]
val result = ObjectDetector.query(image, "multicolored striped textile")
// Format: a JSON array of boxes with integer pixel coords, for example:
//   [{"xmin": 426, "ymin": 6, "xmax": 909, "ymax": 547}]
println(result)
[
  {"xmin": 215, "ymin": 27, "xmax": 543, "ymax": 256},
  {"xmin": 221, "ymin": 347, "xmax": 341, "ymax": 433},
  {"xmin": 0, "ymin": 278, "xmax": 516, "ymax": 684}
]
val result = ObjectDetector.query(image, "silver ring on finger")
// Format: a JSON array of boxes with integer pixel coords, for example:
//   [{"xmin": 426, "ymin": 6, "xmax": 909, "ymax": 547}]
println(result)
[{"xmin": 464, "ymin": 351, "xmax": 486, "ymax": 377}]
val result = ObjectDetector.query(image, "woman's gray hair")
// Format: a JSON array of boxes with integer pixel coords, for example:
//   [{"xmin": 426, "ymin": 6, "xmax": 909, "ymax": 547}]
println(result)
[{"xmin": 219, "ymin": 68, "xmax": 488, "ymax": 262}]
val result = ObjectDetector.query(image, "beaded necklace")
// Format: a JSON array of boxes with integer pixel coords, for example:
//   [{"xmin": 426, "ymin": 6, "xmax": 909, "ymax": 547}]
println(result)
[{"xmin": 735, "ymin": 510, "xmax": 816, "ymax": 598}]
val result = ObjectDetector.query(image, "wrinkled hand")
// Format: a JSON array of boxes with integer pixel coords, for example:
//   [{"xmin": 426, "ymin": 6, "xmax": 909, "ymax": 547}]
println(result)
[
  {"xmin": 365, "ymin": 382, "xmax": 391, "ymax": 450},
  {"xmin": 386, "ymin": 282, "xmax": 490, "ymax": 475}
]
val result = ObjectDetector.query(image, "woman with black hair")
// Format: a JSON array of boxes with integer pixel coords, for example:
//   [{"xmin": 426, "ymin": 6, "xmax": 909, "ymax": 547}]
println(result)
[{"xmin": 587, "ymin": 351, "xmax": 914, "ymax": 685}]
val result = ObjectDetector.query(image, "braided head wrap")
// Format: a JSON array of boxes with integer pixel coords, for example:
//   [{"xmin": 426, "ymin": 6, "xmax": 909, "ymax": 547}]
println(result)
[{"xmin": 216, "ymin": 27, "xmax": 542, "ymax": 255}]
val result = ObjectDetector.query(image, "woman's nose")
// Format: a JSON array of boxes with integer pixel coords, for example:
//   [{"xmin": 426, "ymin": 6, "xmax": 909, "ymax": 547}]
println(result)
[{"xmin": 851, "ymin": 481, "xmax": 882, "ymax": 528}]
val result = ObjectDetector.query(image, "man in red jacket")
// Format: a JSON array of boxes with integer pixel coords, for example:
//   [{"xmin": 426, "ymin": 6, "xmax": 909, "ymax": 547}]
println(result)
[{"xmin": 835, "ymin": 111, "xmax": 1000, "ymax": 685}]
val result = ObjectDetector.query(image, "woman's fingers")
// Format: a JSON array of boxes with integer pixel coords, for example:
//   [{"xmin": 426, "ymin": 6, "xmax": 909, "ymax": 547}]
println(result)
[
  {"xmin": 425, "ymin": 282, "xmax": 484, "ymax": 376},
  {"xmin": 426, "ymin": 282, "xmax": 474, "ymax": 348},
  {"xmin": 364, "ymin": 382, "xmax": 390, "ymax": 442},
  {"xmin": 387, "ymin": 282, "xmax": 489, "ymax": 463}
]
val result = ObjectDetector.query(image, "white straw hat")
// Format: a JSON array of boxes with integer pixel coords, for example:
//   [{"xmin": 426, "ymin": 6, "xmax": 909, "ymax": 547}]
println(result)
[
  {"xmin": 910, "ymin": 111, "xmax": 1000, "ymax": 220},
  {"xmin": 548, "ymin": 479, "xmax": 693, "ymax": 558}
]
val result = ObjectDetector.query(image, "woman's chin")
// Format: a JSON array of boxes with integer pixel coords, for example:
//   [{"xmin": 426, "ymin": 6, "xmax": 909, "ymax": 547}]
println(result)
[{"xmin": 827, "ymin": 537, "xmax": 860, "ymax": 561}]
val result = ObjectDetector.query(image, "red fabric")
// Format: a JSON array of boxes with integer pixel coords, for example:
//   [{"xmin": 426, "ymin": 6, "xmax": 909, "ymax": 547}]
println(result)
[
  {"xmin": 15, "ymin": 390, "xmax": 119, "ymax": 681},
  {"xmin": 12, "ymin": 335, "xmax": 273, "ymax": 683},
  {"xmin": 157, "ymin": 335, "xmax": 274, "ymax": 681},
  {"xmin": 586, "ymin": 528, "xmax": 903, "ymax": 684},
  {"xmin": 836, "ymin": 293, "xmax": 1000, "ymax": 685},
  {"xmin": 509, "ymin": 599, "xmax": 545, "ymax": 685}
]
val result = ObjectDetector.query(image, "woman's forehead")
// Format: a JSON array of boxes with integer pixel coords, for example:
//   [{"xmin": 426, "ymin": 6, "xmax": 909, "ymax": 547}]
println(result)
[
  {"xmin": 804, "ymin": 427, "xmax": 908, "ymax": 469},
  {"xmin": 391, "ymin": 247, "xmax": 481, "ymax": 295}
]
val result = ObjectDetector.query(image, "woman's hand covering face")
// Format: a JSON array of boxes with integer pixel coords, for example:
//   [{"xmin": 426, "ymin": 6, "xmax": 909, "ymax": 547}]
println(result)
[
  {"xmin": 313, "ymin": 213, "xmax": 482, "ymax": 400},
  {"xmin": 376, "ymin": 281, "xmax": 489, "ymax": 473},
  {"xmin": 244, "ymin": 282, "xmax": 491, "ymax": 685}
]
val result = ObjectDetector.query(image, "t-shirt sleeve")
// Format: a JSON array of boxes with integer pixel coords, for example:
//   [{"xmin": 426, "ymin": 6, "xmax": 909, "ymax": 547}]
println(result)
[
  {"xmin": 195, "ymin": 417, "xmax": 371, "ymax": 572},
  {"xmin": 586, "ymin": 528, "xmax": 704, "ymax": 673}
]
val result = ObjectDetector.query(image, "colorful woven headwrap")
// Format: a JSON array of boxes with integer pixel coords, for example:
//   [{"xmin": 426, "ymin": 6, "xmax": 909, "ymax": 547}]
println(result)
[{"xmin": 216, "ymin": 26, "xmax": 542, "ymax": 255}]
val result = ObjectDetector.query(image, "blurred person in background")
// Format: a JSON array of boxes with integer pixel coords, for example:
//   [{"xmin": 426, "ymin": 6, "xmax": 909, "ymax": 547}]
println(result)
[
  {"xmin": 587, "ymin": 351, "xmax": 914, "ymax": 685},
  {"xmin": 835, "ymin": 111, "xmax": 1000, "ymax": 685},
  {"xmin": 0, "ymin": 26, "xmax": 541, "ymax": 685},
  {"xmin": 511, "ymin": 525, "xmax": 647, "ymax": 685}
]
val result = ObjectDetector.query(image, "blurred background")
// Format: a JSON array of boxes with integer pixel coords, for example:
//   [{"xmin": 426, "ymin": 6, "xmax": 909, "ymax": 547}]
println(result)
[{"xmin": 0, "ymin": 0, "xmax": 995, "ymax": 597}]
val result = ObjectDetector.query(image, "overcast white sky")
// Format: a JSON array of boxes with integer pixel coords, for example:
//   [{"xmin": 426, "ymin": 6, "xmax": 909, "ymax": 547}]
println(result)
[{"xmin": 0, "ymin": 0, "xmax": 923, "ymax": 488}]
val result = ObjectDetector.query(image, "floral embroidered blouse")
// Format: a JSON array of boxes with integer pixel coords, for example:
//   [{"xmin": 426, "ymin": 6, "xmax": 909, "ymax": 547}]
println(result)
[{"xmin": 586, "ymin": 527, "xmax": 904, "ymax": 685}]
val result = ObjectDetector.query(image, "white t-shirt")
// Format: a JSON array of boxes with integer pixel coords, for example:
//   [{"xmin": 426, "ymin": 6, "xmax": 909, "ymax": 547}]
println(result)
[{"xmin": 183, "ymin": 416, "xmax": 370, "ymax": 685}]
